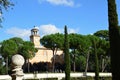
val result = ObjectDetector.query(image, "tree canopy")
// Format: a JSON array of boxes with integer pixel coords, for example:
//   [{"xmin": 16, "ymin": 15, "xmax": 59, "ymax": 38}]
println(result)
[
  {"xmin": 0, "ymin": 0, "xmax": 14, "ymax": 27},
  {"xmin": 1, "ymin": 39, "xmax": 18, "ymax": 58}
]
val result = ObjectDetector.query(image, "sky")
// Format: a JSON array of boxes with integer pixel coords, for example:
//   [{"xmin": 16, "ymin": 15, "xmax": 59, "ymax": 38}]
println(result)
[{"xmin": 0, "ymin": 0, "xmax": 120, "ymax": 41}]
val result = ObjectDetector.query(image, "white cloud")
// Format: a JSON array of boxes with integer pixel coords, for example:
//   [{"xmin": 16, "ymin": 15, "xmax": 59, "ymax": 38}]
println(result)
[
  {"xmin": 6, "ymin": 27, "xmax": 31, "ymax": 40},
  {"xmin": 5, "ymin": 25, "xmax": 78, "ymax": 40},
  {"xmin": 47, "ymin": 0, "xmax": 74, "ymax": 7},
  {"xmin": 38, "ymin": 24, "xmax": 61, "ymax": 36},
  {"xmin": 38, "ymin": 24, "xmax": 78, "ymax": 37},
  {"xmin": 68, "ymin": 28, "xmax": 76, "ymax": 33},
  {"xmin": 38, "ymin": 0, "xmax": 79, "ymax": 7}
]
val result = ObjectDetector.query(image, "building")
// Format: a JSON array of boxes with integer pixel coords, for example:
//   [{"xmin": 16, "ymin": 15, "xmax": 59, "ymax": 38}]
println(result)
[{"xmin": 29, "ymin": 27, "xmax": 64, "ymax": 72}]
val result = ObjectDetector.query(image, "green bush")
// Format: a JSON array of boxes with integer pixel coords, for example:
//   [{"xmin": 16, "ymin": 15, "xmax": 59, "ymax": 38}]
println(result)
[{"xmin": 99, "ymin": 77, "xmax": 112, "ymax": 80}]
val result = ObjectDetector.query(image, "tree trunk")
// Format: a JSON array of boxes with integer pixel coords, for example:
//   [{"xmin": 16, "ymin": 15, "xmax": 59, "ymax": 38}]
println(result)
[
  {"xmin": 52, "ymin": 49, "xmax": 55, "ymax": 72},
  {"xmin": 101, "ymin": 57, "xmax": 109, "ymax": 72},
  {"xmin": 73, "ymin": 49, "xmax": 76, "ymax": 72},
  {"xmin": 52, "ymin": 50, "xmax": 55, "ymax": 72},
  {"xmin": 73, "ymin": 56, "xmax": 75, "ymax": 72},
  {"xmin": 27, "ymin": 59, "xmax": 30, "ymax": 73},
  {"xmin": 84, "ymin": 51, "xmax": 90, "ymax": 76},
  {"xmin": 6, "ymin": 57, "xmax": 8, "ymax": 74},
  {"xmin": 101, "ymin": 58, "xmax": 106, "ymax": 72}
]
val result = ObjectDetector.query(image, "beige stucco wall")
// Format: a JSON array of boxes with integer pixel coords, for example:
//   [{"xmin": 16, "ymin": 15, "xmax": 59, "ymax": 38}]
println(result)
[{"xmin": 29, "ymin": 47, "xmax": 63, "ymax": 64}]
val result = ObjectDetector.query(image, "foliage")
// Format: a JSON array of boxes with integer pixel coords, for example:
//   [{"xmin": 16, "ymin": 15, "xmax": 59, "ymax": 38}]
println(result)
[
  {"xmin": 0, "ymin": 37, "xmax": 37, "ymax": 60},
  {"xmin": 0, "ymin": 0, "xmax": 14, "ymax": 10},
  {"xmin": 69, "ymin": 33, "xmax": 83, "ymax": 49},
  {"xmin": 0, "ymin": 39, "xmax": 18, "ymax": 58},
  {"xmin": 0, "ymin": 0, "xmax": 14, "ymax": 27},
  {"xmin": 64, "ymin": 26, "xmax": 70, "ymax": 80},
  {"xmin": 94, "ymin": 30, "xmax": 109, "ymax": 40},
  {"xmin": 9, "ymin": 37, "xmax": 24, "ymax": 48},
  {"xmin": 75, "ymin": 55, "xmax": 86, "ymax": 71},
  {"xmin": 40, "ymin": 33, "xmax": 64, "ymax": 50},
  {"xmin": 93, "ymin": 30, "xmax": 110, "ymax": 72},
  {"xmin": 0, "ymin": 57, "xmax": 6, "ymax": 74},
  {"xmin": 0, "ymin": 39, "xmax": 18, "ymax": 74},
  {"xmin": 19, "ymin": 41, "xmax": 37, "ymax": 59},
  {"xmin": 108, "ymin": 0, "xmax": 120, "ymax": 80}
]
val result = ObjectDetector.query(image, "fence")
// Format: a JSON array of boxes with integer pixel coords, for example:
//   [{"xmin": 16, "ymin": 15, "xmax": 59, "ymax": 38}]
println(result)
[{"xmin": 0, "ymin": 72, "xmax": 112, "ymax": 80}]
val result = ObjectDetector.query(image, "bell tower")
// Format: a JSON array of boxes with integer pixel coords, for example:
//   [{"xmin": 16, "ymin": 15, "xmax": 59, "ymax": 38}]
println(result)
[{"xmin": 30, "ymin": 26, "xmax": 40, "ymax": 48}]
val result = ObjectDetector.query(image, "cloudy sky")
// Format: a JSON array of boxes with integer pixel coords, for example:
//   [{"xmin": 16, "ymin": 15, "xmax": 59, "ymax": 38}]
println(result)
[{"xmin": 0, "ymin": 0, "xmax": 120, "ymax": 41}]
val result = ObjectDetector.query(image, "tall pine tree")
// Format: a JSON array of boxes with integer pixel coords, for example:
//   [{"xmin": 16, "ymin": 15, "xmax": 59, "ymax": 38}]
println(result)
[
  {"xmin": 64, "ymin": 26, "xmax": 70, "ymax": 80},
  {"xmin": 108, "ymin": 0, "xmax": 120, "ymax": 80}
]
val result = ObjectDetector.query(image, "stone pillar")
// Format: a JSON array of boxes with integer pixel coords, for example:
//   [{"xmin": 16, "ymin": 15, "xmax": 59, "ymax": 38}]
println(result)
[
  {"xmin": 11, "ymin": 54, "xmax": 25, "ymax": 80},
  {"xmin": 58, "ymin": 77, "xmax": 62, "ymax": 80}
]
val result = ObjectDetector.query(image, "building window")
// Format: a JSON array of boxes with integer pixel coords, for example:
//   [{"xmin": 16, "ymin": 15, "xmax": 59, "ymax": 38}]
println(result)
[{"xmin": 44, "ymin": 51, "xmax": 47, "ymax": 56}]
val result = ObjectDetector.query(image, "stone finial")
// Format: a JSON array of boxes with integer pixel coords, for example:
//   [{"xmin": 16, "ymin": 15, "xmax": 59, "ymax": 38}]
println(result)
[{"xmin": 11, "ymin": 54, "xmax": 25, "ymax": 80}]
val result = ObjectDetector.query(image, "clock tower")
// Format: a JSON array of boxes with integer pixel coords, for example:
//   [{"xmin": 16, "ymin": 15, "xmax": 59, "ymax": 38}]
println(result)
[{"xmin": 30, "ymin": 26, "xmax": 40, "ymax": 48}]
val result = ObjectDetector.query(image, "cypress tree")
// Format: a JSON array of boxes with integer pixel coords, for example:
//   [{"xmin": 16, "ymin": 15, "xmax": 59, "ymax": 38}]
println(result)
[
  {"xmin": 108, "ymin": 0, "xmax": 120, "ymax": 80},
  {"xmin": 64, "ymin": 25, "xmax": 70, "ymax": 80},
  {"xmin": 94, "ymin": 40, "xmax": 99, "ymax": 80}
]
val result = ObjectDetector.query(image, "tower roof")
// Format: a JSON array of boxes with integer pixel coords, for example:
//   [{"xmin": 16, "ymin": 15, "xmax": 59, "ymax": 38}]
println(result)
[{"xmin": 31, "ymin": 26, "xmax": 39, "ymax": 31}]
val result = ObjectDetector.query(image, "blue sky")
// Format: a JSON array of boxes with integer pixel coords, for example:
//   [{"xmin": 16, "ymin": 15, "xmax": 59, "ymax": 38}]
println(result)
[{"xmin": 0, "ymin": 0, "xmax": 120, "ymax": 41}]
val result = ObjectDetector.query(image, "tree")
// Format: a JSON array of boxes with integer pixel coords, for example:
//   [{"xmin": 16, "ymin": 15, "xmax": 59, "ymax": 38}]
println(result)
[
  {"xmin": 0, "ymin": 39, "xmax": 18, "ymax": 74},
  {"xmin": 94, "ymin": 30, "xmax": 110, "ymax": 72},
  {"xmin": 0, "ymin": 0, "xmax": 14, "ymax": 11},
  {"xmin": 19, "ymin": 41, "xmax": 37, "ymax": 72},
  {"xmin": 80, "ymin": 35, "xmax": 92, "ymax": 75},
  {"xmin": 69, "ymin": 33, "xmax": 83, "ymax": 72},
  {"xmin": 108, "ymin": 0, "xmax": 120, "ymax": 80},
  {"xmin": 88, "ymin": 35, "xmax": 100, "ymax": 80},
  {"xmin": 94, "ymin": 30, "xmax": 109, "ymax": 41},
  {"xmin": 0, "ymin": 0, "xmax": 14, "ymax": 27},
  {"xmin": 9, "ymin": 37, "xmax": 24, "ymax": 47},
  {"xmin": 64, "ymin": 26, "xmax": 70, "ymax": 80},
  {"xmin": 40, "ymin": 33, "xmax": 64, "ymax": 72}
]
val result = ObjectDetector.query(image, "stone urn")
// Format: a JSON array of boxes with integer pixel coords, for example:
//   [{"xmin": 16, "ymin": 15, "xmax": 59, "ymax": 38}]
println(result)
[{"xmin": 11, "ymin": 54, "xmax": 25, "ymax": 80}]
